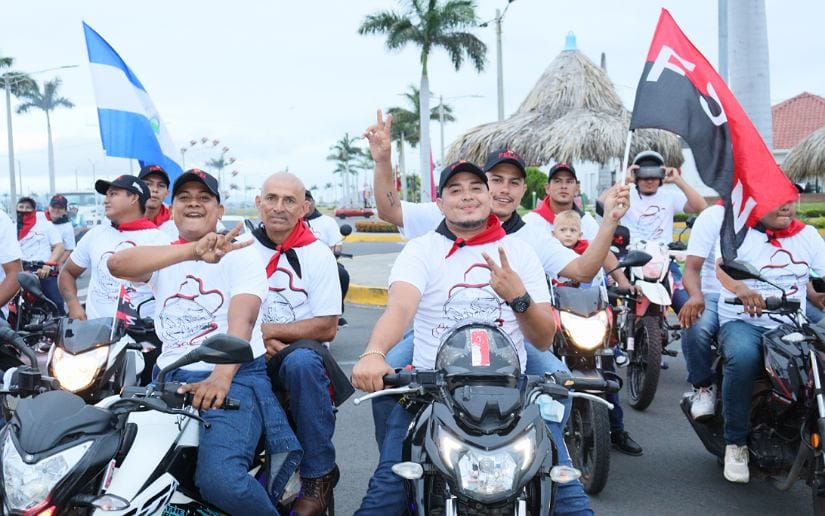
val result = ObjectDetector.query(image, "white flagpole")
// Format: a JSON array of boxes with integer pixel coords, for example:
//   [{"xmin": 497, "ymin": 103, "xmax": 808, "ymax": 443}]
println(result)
[{"xmin": 619, "ymin": 130, "xmax": 634, "ymax": 186}]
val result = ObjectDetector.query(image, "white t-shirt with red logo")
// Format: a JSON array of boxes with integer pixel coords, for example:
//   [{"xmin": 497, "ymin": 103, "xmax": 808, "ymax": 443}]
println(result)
[
  {"xmin": 0, "ymin": 212, "xmax": 22, "ymax": 314},
  {"xmin": 621, "ymin": 186, "xmax": 687, "ymax": 244},
  {"xmin": 523, "ymin": 210, "xmax": 600, "ymax": 241},
  {"xmin": 69, "ymin": 224, "xmax": 171, "ymax": 319},
  {"xmin": 250, "ymin": 238, "xmax": 342, "ymax": 326},
  {"xmin": 19, "ymin": 217, "xmax": 61, "ymax": 262},
  {"xmin": 686, "ymin": 205, "xmax": 723, "ymax": 295},
  {"xmin": 399, "ymin": 201, "xmax": 578, "ymax": 279},
  {"xmin": 389, "ymin": 232, "xmax": 552, "ymax": 371},
  {"xmin": 37, "ymin": 212, "xmax": 75, "ymax": 252},
  {"xmin": 150, "ymin": 245, "xmax": 268, "ymax": 372},
  {"xmin": 717, "ymin": 224, "xmax": 825, "ymax": 328}
]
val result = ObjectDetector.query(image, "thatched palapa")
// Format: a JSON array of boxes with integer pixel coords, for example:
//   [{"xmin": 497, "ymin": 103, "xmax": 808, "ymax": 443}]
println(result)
[
  {"xmin": 783, "ymin": 126, "xmax": 825, "ymax": 181},
  {"xmin": 445, "ymin": 39, "xmax": 683, "ymax": 168}
]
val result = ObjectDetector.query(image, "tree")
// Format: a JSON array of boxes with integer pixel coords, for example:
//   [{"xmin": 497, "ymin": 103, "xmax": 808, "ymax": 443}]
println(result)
[
  {"xmin": 16, "ymin": 77, "xmax": 74, "ymax": 196},
  {"xmin": 327, "ymin": 133, "xmax": 367, "ymax": 206},
  {"xmin": 387, "ymin": 85, "xmax": 455, "ymax": 148},
  {"xmin": 522, "ymin": 167, "xmax": 548, "ymax": 210},
  {"xmin": 359, "ymin": 0, "xmax": 487, "ymax": 201},
  {"xmin": 0, "ymin": 55, "xmax": 35, "ymax": 204}
]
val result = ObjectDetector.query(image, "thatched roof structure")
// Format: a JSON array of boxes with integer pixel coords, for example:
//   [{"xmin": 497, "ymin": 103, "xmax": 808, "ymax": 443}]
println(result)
[
  {"xmin": 783, "ymin": 126, "xmax": 825, "ymax": 181},
  {"xmin": 445, "ymin": 45, "xmax": 683, "ymax": 168}
]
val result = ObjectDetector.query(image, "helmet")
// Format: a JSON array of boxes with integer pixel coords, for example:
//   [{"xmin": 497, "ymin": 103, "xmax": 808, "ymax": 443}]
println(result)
[{"xmin": 632, "ymin": 150, "xmax": 665, "ymax": 180}]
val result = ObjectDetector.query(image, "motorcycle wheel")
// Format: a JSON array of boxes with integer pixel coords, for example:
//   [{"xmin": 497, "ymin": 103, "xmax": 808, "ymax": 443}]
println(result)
[
  {"xmin": 566, "ymin": 398, "xmax": 610, "ymax": 495},
  {"xmin": 627, "ymin": 314, "xmax": 662, "ymax": 410}
]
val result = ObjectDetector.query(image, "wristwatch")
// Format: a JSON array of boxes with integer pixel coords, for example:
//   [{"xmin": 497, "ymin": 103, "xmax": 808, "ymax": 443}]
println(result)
[{"xmin": 507, "ymin": 292, "xmax": 532, "ymax": 313}]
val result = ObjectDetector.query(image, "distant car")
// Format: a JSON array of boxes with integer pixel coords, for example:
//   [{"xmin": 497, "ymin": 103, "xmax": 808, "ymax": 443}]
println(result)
[
  {"xmin": 334, "ymin": 207, "xmax": 374, "ymax": 219},
  {"xmin": 59, "ymin": 191, "xmax": 104, "ymax": 227}
]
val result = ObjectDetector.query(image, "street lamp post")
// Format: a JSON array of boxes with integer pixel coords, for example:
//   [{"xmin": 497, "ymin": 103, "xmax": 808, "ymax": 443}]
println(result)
[
  {"xmin": 432, "ymin": 93, "xmax": 483, "ymax": 164},
  {"xmin": 480, "ymin": 1, "xmax": 515, "ymax": 122}
]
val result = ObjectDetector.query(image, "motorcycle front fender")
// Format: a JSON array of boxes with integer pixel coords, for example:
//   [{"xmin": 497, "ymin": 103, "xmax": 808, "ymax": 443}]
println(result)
[{"xmin": 636, "ymin": 281, "xmax": 671, "ymax": 307}]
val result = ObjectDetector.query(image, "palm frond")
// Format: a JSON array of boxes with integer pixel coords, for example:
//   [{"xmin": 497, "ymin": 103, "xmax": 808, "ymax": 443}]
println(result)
[{"xmin": 433, "ymin": 31, "xmax": 486, "ymax": 72}]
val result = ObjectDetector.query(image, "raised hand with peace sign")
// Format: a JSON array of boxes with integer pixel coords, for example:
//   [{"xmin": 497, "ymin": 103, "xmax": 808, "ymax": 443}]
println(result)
[{"xmin": 364, "ymin": 109, "xmax": 393, "ymax": 165}]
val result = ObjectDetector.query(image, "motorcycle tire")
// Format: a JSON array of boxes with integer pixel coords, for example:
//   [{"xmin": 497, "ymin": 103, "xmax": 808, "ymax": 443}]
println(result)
[
  {"xmin": 627, "ymin": 314, "xmax": 662, "ymax": 410},
  {"xmin": 566, "ymin": 398, "xmax": 611, "ymax": 495}
]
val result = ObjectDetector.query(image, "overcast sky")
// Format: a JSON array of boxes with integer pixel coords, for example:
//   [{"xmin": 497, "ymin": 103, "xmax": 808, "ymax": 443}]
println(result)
[{"xmin": 1, "ymin": 0, "xmax": 822, "ymax": 200}]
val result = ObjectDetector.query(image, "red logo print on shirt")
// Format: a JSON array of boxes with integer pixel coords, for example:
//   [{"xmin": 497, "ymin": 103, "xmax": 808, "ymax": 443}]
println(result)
[
  {"xmin": 434, "ymin": 263, "xmax": 503, "ymax": 338},
  {"xmin": 158, "ymin": 275, "xmax": 225, "ymax": 348},
  {"xmin": 263, "ymin": 268, "xmax": 309, "ymax": 324}
]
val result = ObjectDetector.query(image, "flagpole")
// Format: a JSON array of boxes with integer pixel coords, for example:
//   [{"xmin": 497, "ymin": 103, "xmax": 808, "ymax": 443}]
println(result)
[{"xmin": 619, "ymin": 130, "xmax": 634, "ymax": 186}]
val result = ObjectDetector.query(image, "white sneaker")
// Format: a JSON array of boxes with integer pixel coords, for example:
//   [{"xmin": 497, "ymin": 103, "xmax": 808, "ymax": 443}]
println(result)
[
  {"xmin": 724, "ymin": 444, "xmax": 750, "ymax": 483},
  {"xmin": 690, "ymin": 385, "xmax": 716, "ymax": 420}
]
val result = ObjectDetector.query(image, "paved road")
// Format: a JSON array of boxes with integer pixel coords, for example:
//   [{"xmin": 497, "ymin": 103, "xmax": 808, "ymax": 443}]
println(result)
[{"xmin": 330, "ymin": 305, "xmax": 811, "ymax": 516}]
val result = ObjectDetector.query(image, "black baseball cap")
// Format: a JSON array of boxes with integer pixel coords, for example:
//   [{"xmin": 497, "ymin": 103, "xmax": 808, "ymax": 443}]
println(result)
[
  {"xmin": 548, "ymin": 162, "xmax": 577, "ymax": 181},
  {"xmin": 95, "ymin": 175, "xmax": 150, "ymax": 206},
  {"xmin": 172, "ymin": 168, "xmax": 221, "ymax": 202},
  {"xmin": 483, "ymin": 148, "xmax": 526, "ymax": 177},
  {"xmin": 305, "ymin": 189, "xmax": 314, "ymax": 200},
  {"xmin": 49, "ymin": 194, "xmax": 68, "ymax": 209},
  {"xmin": 437, "ymin": 161, "xmax": 488, "ymax": 196},
  {"xmin": 138, "ymin": 164, "xmax": 170, "ymax": 185}
]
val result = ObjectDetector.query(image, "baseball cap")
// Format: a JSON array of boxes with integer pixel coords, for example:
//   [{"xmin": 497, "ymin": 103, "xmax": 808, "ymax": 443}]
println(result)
[
  {"xmin": 437, "ymin": 161, "xmax": 488, "ymax": 196},
  {"xmin": 172, "ymin": 168, "xmax": 221, "ymax": 202},
  {"xmin": 483, "ymin": 148, "xmax": 526, "ymax": 177},
  {"xmin": 548, "ymin": 162, "xmax": 577, "ymax": 181},
  {"xmin": 305, "ymin": 189, "xmax": 314, "ymax": 200},
  {"xmin": 138, "ymin": 164, "xmax": 170, "ymax": 185},
  {"xmin": 49, "ymin": 194, "xmax": 68, "ymax": 209},
  {"xmin": 95, "ymin": 175, "xmax": 150, "ymax": 206}
]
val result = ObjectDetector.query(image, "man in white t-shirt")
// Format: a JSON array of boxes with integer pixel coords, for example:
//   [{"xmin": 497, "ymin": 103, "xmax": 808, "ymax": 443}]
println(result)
[
  {"xmin": 678, "ymin": 204, "xmax": 724, "ymax": 421},
  {"xmin": 0, "ymin": 211, "xmax": 22, "ymax": 321},
  {"xmin": 715, "ymin": 198, "xmax": 825, "ymax": 484},
  {"xmin": 59, "ymin": 175, "xmax": 169, "ymax": 321},
  {"xmin": 37, "ymin": 194, "xmax": 75, "ymax": 265},
  {"xmin": 16, "ymin": 197, "xmax": 65, "ymax": 314},
  {"xmin": 352, "ymin": 157, "xmax": 593, "ymax": 514},
  {"xmin": 107, "ymin": 169, "xmax": 301, "ymax": 514},
  {"xmin": 523, "ymin": 162, "xmax": 600, "ymax": 239},
  {"xmin": 139, "ymin": 164, "xmax": 173, "ymax": 228},
  {"xmin": 304, "ymin": 189, "xmax": 350, "ymax": 326},
  {"xmin": 248, "ymin": 173, "xmax": 344, "ymax": 514}
]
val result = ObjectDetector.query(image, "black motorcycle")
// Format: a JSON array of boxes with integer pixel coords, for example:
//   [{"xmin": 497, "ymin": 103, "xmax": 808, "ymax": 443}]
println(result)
[
  {"xmin": 8, "ymin": 271, "xmax": 61, "ymax": 349},
  {"xmin": 354, "ymin": 322, "xmax": 614, "ymax": 515},
  {"xmin": 553, "ymin": 250, "xmax": 650, "ymax": 494},
  {"xmin": 681, "ymin": 259, "xmax": 825, "ymax": 514}
]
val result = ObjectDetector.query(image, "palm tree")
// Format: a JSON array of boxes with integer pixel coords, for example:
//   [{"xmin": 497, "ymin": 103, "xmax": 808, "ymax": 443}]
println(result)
[
  {"xmin": 327, "ymin": 133, "xmax": 366, "ymax": 206},
  {"xmin": 16, "ymin": 77, "xmax": 73, "ymax": 196},
  {"xmin": 359, "ymin": 0, "xmax": 486, "ymax": 201},
  {"xmin": 387, "ymin": 85, "xmax": 455, "ymax": 148},
  {"xmin": 0, "ymin": 55, "xmax": 35, "ymax": 205}
]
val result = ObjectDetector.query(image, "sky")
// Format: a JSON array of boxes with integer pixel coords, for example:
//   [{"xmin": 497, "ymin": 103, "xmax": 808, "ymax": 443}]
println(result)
[{"xmin": 0, "ymin": 0, "xmax": 823, "ymax": 203}]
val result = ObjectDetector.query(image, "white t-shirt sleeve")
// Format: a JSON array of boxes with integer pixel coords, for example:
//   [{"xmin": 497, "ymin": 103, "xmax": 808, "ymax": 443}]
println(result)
[
  {"xmin": 319, "ymin": 216, "xmax": 343, "ymax": 247},
  {"xmin": 224, "ymin": 247, "xmax": 268, "ymax": 301},
  {"xmin": 68, "ymin": 227, "xmax": 93, "ymax": 269},
  {"xmin": 581, "ymin": 213, "xmax": 600, "ymax": 241},
  {"xmin": 0, "ymin": 213, "xmax": 21, "ymax": 265},
  {"xmin": 46, "ymin": 222, "xmax": 62, "ymax": 247},
  {"xmin": 388, "ymin": 237, "xmax": 431, "ymax": 295},
  {"xmin": 804, "ymin": 226, "xmax": 825, "ymax": 277},
  {"xmin": 60, "ymin": 224, "xmax": 76, "ymax": 251},
  {"xmin": 512, "ymin": 241, "xmax": 552, "ymax": 304},
  {"xmin": 686, "ymin": 207, "xmax": 719, "ymax": 259},
  {"xmin": 399, "ymin": 201, "xmax": 443, "ymax": 239},
  {"xmin": 307, "ymin": 245, "xmax": 343, "ymax": 316},
  {"xmin": 672, "ymin": 189, "xmax": 689, "ymax": 212}
]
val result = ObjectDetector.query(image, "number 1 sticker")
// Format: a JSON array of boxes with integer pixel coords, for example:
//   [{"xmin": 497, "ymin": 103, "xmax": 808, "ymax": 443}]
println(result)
[{"xmin": 470, "ymin": 329, "xmax": 491, "ymax": 367}]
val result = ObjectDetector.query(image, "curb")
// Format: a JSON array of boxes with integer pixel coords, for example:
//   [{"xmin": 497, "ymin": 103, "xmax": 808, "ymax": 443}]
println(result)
[
  {"xmin": 345, "ymin": 234, "xmax": 405, "ymax": 243},
  {"xmin": 345, "ymin": 283, "xmax": 388, "ymax": 306}
]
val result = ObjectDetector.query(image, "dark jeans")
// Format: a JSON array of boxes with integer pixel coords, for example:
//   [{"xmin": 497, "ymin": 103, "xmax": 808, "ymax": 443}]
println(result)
[
  {"xmin": 718, "ymin": 321, "xmax": 768, "ymax": 445},
  {"xmin": 39, "ymin": 275, "xmax": 65, "ymax": 316},
  {"xmin": 669, "ymin": 260, "xmax": 688, "ymax": 314}
]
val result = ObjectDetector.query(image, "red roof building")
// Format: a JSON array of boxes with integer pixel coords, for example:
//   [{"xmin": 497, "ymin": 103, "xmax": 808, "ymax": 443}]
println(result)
[{"xmin": 772, "ymin": 92, "xmax": 825, "ymax": 150}]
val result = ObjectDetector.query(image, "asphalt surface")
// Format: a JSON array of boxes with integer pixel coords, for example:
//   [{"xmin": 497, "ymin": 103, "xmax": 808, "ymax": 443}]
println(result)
[{"xmin": 330, "ymin": 306, "xmax": 811, "ymax": 516}]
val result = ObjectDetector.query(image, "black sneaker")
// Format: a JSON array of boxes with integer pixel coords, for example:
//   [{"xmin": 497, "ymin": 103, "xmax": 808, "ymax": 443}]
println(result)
[
  {"xmin": 337, "ymin": 317, "xmax": 348, "ymax": 328},
  {"xmin": 611, "ymin": 431, "xmax": 643, "ymax": 456}
]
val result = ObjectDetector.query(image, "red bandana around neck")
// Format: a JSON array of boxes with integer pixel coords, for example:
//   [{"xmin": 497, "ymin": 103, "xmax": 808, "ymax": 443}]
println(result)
[
  {"xmin": 442, "ymin": 214, "xmax": 506, "ymax": 258},
  {"xmin": 265, "ymin": 220, "xmax": 317, "ymax": 277},
  {"xmin": 44, "ymin": 210, "xmax": 52, "ymax": 222},
  {"xmin": 171, "ymin": 237, "xmax": 191, "ymax": 245},
  {"xmin": 149, "ymin": 204, "xmax": 171, "ymax": 226},
  {"xmin": 113, "ymin": 218, "xmax": 157, "ymax": 232},
  {"xmin": 572, "ymin": 239, "xmax": 590, "ymax": 255},
  {"xmin": 764, "ymin": 219, "xmax": 806, "ymax": 247},
  {"xmin": 533, "ymin": 196, "xmax": 557, "ymax": 224},
  {"xmin": 17, "ymin": 212, "xmax": 36, "ymax": 240}
]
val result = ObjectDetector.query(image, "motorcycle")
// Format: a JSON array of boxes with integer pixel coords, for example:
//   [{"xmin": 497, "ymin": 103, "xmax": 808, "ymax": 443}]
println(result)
[
  {"xmin": 553, "ymin": 250, "xmax": 651, "ymax": 494},
  {"xmin": 354, "ymin": 322, "xmax": 615, "ymax": 515},
  {"xmin": 681, "ymin": 259, "xmax": 825, "ymax": 514},
  {"xmin": 0, "ymin": 334, "xmax": 295, "ymax": 515},
  {"xmin": 7, "ymin": 271, "xmax": 61, "ymax": 351}
]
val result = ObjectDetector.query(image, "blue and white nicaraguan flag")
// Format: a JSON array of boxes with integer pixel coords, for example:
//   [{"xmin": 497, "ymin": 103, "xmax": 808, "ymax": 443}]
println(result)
[{"xmin": 83, "ymin": 22, "xmax": 182, "ymax": 183}]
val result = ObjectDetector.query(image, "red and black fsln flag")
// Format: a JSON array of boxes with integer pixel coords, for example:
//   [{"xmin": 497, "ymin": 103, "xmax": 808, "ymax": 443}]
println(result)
[
  {"xmin": 629, "ymin": 9, "xmax": 798, "ymax": 263},
  {"xmin": 115, "ymin": 284, "xmax": 139, "ymax": 329}
]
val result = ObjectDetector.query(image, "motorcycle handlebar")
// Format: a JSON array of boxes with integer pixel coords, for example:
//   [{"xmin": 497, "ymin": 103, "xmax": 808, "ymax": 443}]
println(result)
[
  {"xmin": 608, "ymin": 286, "xmax": 633, "ymax": 297},
  {"xmin": 724, "ymin": 296, "xmax": 797, "ymax": 311},
  {"xmin": 383, "ymin": 371, "xmax": 414, "ymax": 387}
]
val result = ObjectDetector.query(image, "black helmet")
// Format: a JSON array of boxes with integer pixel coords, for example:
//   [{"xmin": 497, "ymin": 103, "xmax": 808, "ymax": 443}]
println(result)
[{"xmin": 632, "ymin": 150, "xmax": 665, "ymax": 180}]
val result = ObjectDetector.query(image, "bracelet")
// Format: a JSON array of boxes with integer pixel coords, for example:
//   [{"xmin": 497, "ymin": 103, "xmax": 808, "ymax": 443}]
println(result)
[{"xmin": 359, "ymin": 350, "xmax": 386, "ymax": 360}]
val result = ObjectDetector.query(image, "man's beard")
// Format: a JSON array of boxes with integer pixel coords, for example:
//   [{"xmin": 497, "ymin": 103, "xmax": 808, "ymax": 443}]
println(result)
[{"xmin": 449, "ymin": 216, "xmax": 487, "ymax": 230}]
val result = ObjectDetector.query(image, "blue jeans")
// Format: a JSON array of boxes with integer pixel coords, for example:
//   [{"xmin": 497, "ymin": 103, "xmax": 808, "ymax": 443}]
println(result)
[
  {"xmin": 681, "ymin": 292, "xmax": 720, "ymax": 387},
  {"xmin": 808, "ymin": 302, "xmax": 825, "ymax": 324},
  {"xmin": 276, "ymin": 348, "xmax": 336, "ymax": 478},
  {"xmin": 718, "ymin": 320, "xmax": 768, "ymax": 445},
  {"xmin": 164, "ymin": 357, "xmax": 301, "ymax": 515},
  {"xmin": 669, "ymin": 261, "xmax": 688, "ymax": 314},
  {"xmin": 366, "ymin": 333, "xmax": 591, "ymax": 515},
  {"xmin": 40, "ymin": 275, "xmax": 65, "ymax": 316}
]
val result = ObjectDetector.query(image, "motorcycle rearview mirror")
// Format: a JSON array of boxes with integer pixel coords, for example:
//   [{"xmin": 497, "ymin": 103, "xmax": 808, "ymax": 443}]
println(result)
[
  {"xmin": 339, "ymin": 224, "xmax": 353, "ymax": 237},
  {"xmin": 16, "ymin": 271, "xmax": 46, "ymax": 299},
  {"xmin": 607, "ymin": 250, "xmax": 652, "ymax": 274},
  {"xmin": 720, "ymin": 259, "xmax": 762, "ymax": 281},
  {"xmin": 685, "ymin": 215, "xmax": 697, "ymax": 229},
  {"xmin": 155, "ymin": 334, "xmax": 254, "ymax": 385}
]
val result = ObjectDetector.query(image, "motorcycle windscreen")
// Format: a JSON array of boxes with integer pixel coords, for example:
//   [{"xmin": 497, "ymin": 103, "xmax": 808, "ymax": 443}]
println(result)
[
  {"xmin": 435, "ymin": 322, "xmax": 520, "ymax": 379},
  {"xmin": 554, "ymin": 283, "xmax": 605, "ymax": 317}
]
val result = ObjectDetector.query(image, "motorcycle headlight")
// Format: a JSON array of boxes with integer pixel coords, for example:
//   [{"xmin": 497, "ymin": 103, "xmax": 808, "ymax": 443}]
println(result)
[
  {"xmin": 560, "ymin": 311, "xmax": 608, "ymax": 351},
  {"xmin": 641, "ymin": 260, "xmax": 665, "ymax": 280},
  {"xmin": 2, "ymin": 432, "xmax": 93, "ymax": 512},
  {"xmin": 437, "ymin": 427, "xmax": 536, "ymax": 497},
  {"xmin": 51, "ymin": 346, "xmax": 108, "ymax": 392}
]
